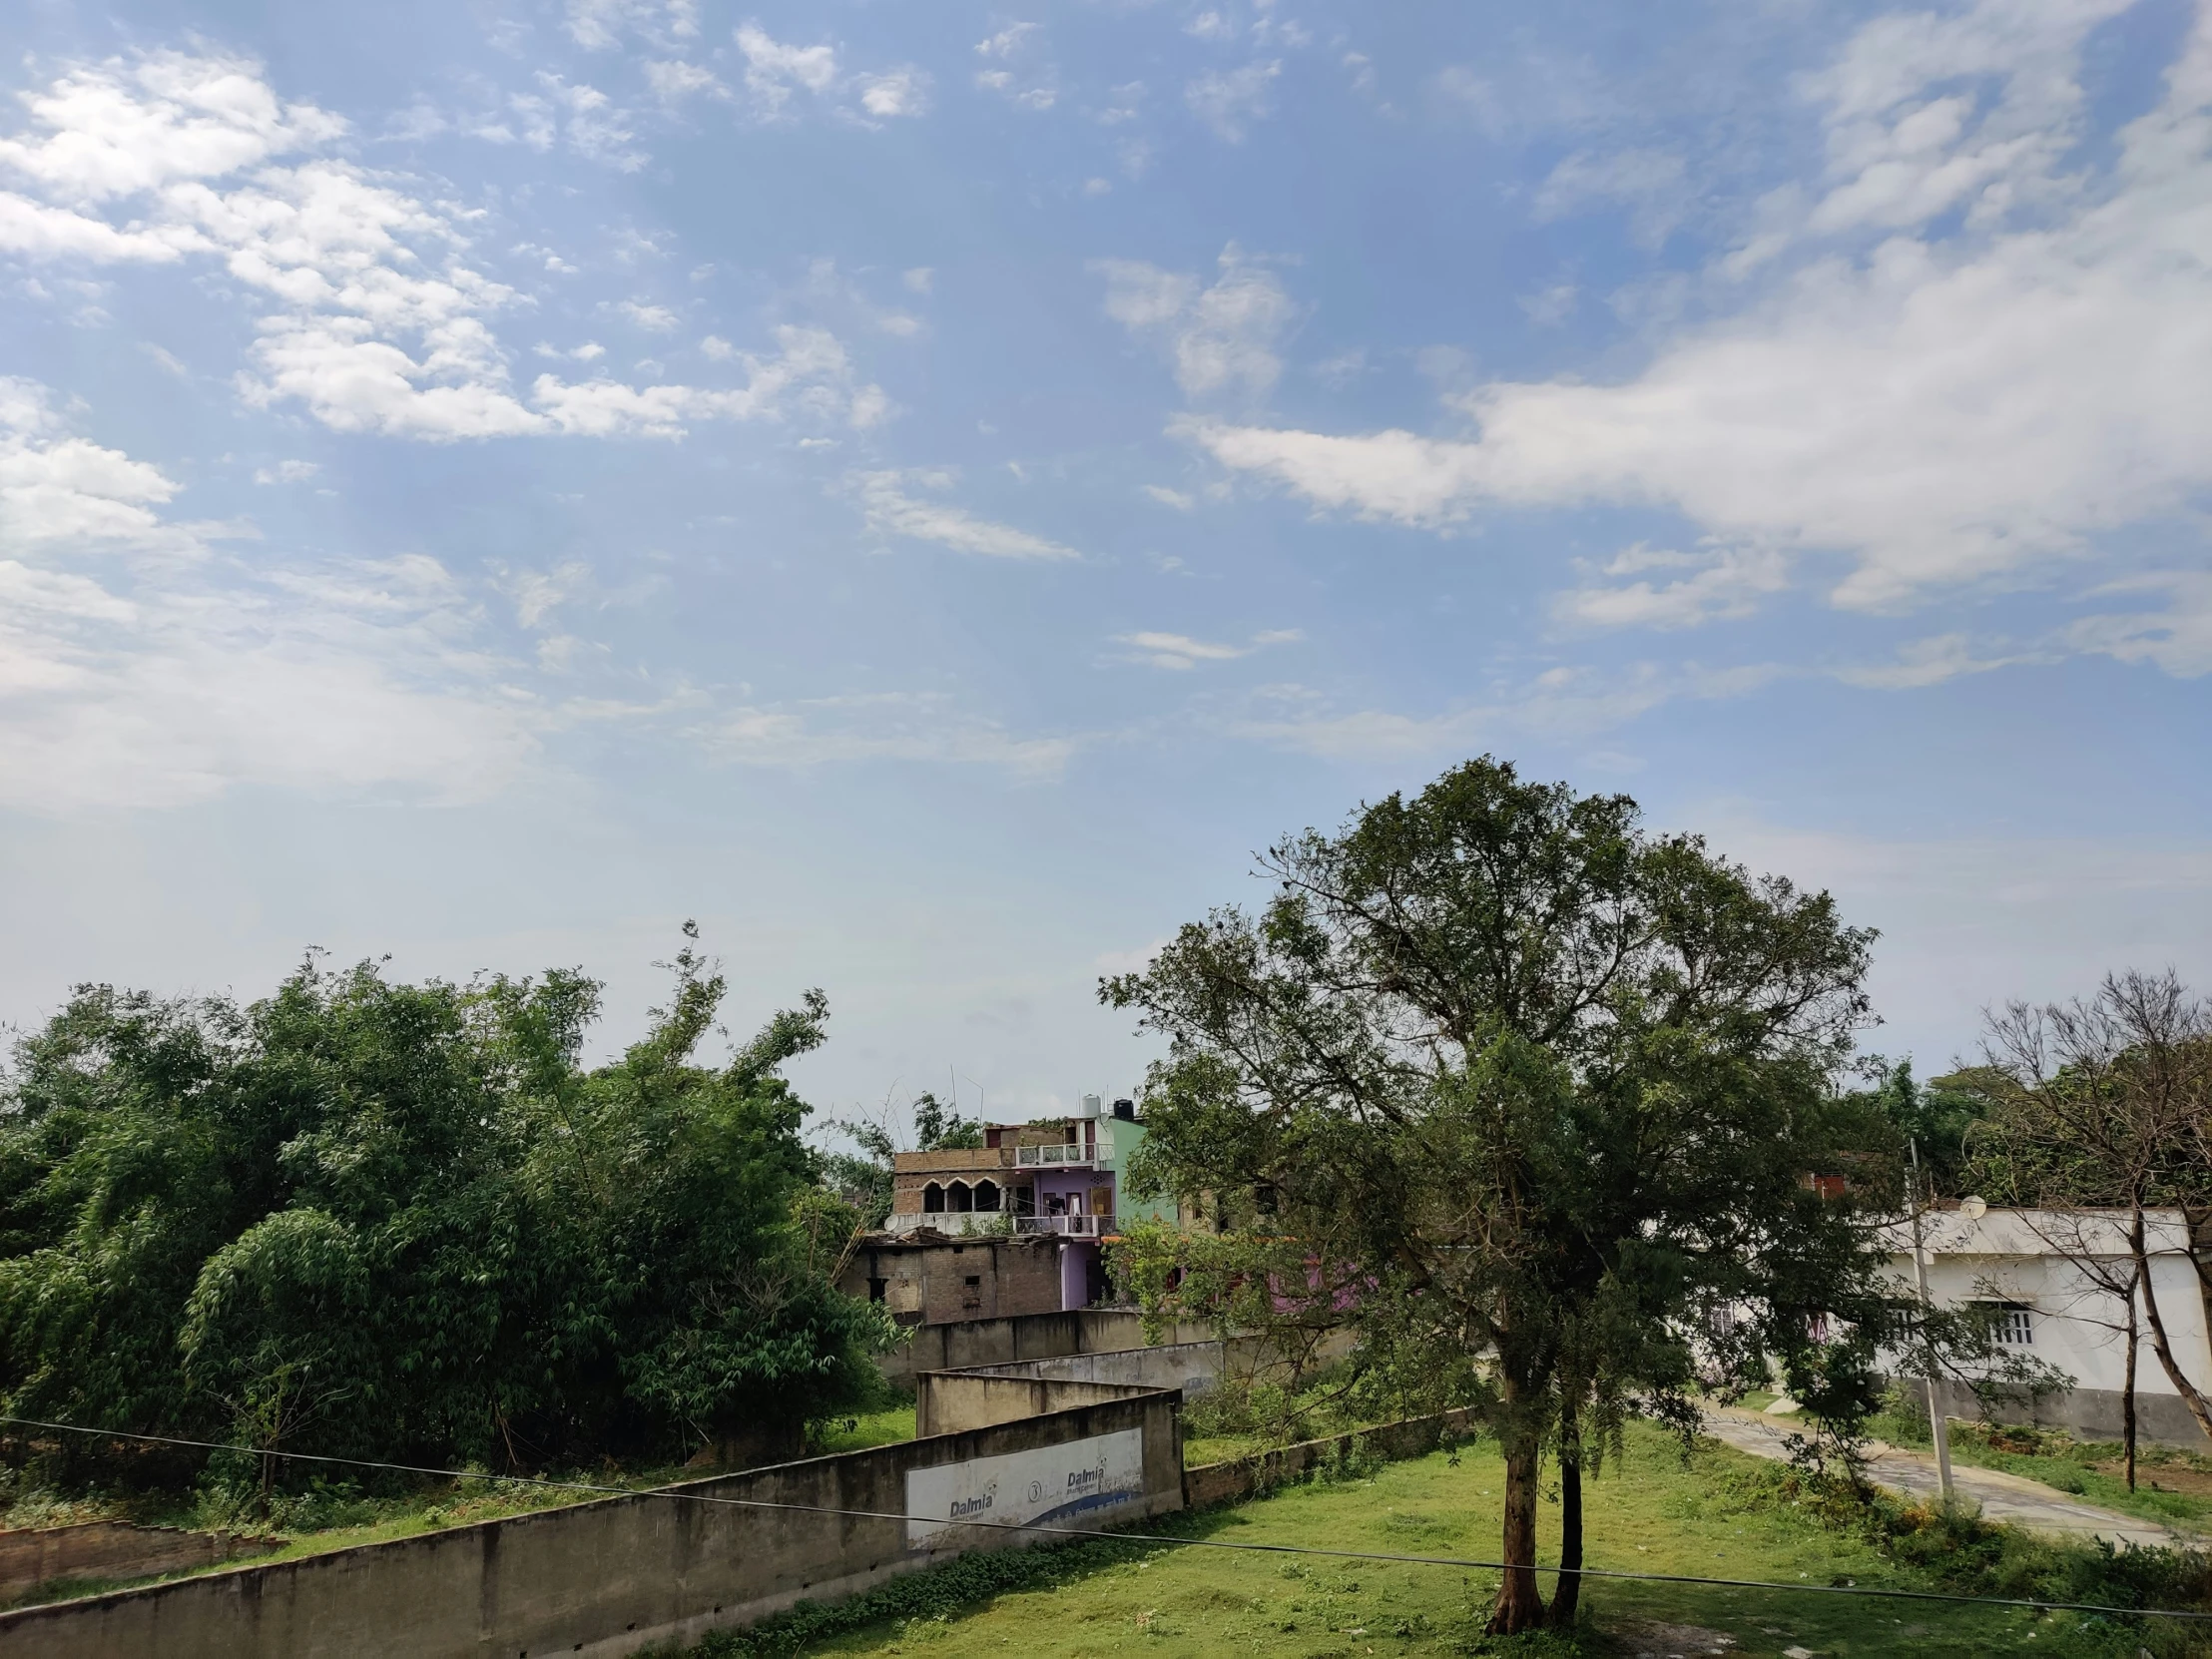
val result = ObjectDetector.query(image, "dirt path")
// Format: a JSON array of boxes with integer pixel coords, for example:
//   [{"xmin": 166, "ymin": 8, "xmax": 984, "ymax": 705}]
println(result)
[{"xmin": 1700, "ymin": 1404, "xmax": 2194, "ymax": 1551}]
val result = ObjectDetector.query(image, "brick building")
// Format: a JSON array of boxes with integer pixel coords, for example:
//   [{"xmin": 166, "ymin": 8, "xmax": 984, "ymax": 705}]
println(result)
[{"xmin": 860, "ymin": 1093, "xmax": 1182, "ymax": 1319}]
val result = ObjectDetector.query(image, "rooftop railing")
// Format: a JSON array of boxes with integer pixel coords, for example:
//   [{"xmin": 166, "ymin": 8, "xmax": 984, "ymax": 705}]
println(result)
[
  {"xmin": 1015, "ymin": 1143, "xmax": 1092, "ymax": 1166},
  {"xmin": 1012, "ymin": 1213, "xmax": 1116, "ymax": 1237}
]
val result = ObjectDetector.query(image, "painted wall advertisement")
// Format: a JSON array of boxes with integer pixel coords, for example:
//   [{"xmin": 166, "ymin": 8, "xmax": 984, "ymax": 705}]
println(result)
[{"xmin": 904, "ymin": 1429, "xmax": 1146, "ymax": 1549}]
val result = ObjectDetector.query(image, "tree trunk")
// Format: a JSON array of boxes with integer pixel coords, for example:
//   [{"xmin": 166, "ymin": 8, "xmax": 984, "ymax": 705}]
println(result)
[
  {"xmin": 2124, "ymin": 1264, "xmax": 2141, "ymax": 1492},
  {"xmin": 2129, "ymin": 1203, "xmax": 2212, "ymax": 1446},
  {"xmin": 1550, "ymin": 1401, "xmax": 1583, "ymax": 1629},
  {"xmin": 1486, "ymin": 1380, "xmax": 1539, "ymax": 1645}
]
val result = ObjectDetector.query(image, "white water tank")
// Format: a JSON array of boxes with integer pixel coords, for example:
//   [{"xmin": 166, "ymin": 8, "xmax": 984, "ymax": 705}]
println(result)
[{"xmin": 1077, "ymin": 1093, "xmax": 1102, "ymax": 1119}]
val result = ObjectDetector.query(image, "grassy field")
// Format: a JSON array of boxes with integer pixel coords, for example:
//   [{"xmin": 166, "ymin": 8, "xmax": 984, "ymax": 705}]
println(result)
[{"xmin": 695, "ymin": 1421, "xmax": 2211, "ymax": 1659}]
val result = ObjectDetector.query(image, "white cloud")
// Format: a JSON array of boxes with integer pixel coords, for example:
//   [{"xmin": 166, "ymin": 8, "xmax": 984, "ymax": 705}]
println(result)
[
  {"xmin": 1116, "ymin": 628, "xmax": 1301, "ymax": 669},
  {"xmin": 971, "ymin": 22, "xmax": 1055, "ymax": 107},
  {"xmin": 737, "ymin": 24, "xmax": 840, "ymax": 111},
  {"xmin": 1432, "ymin": 53, "xmax": 1609, "ymax": 140},
  {"xmin": 0, "ymin": 49, "xmax": 344, "ymax": 200},
  {"xmin": 1181, "ymin": 1, "xmax": 2212, "ymax": 638},
  {"xmin": 0, "ymin": 386, "xmax": 541, "ymax": 812},
  {"xmin": 645, "ymin": 60, "xmax": 727, "ymax": 104},
  {"xmin": 532, "ymin": 75, "xmax": 642, "ymax": 170},
  {"xmin": 1554, "ymin": 543, "xmax": 1791, "ymax": 630},
  {"xmin": 902, "ymin": 267, "xmax": 933, "ymax": 294},
  {"xmin": 856, "ymin": 70, "xmax": 929, "ymax": 119},
  {"xmin": 536, "ymin": 325, "xmax": 888, "ymax": 438},
  {"xmin": 1222, "ymin": 659, "xmax": 1788, "ymax": 760},
  {"xmin": 1534, "ymin": 148, "xmax": 1693, "ymax": 247},
  {"xmin": 732, "ymin": 24, "xmax": 926, "ymax": 124},
  {"xmin": 1517, "ymin": 282, "xmax": 1578, "ymax": 327},
  {"xmin": 1143, "ymin": 484, "xmax": 1195, "ymax": 510},
  {"xmin": 973, "ymin": 70, "xmax": 1057, "ymax": 111},
  {"xmin": 0, "ymin": 53, "xmax": 879, "ymax": 442},
  {"xmin": 1832, "ymin": 630, "xmax": 2040, "ymax": 688},
  {"xmin": 617, "ymin": 299, "xmax": 681, "ymax": 330},
  {"xmin": 566, "ymin": 0, "xmax": 700, "ymax": 51},
  {"xmin": 253, "ymin": 459, "xmax": 320, "ymax": 485},
  {"xmin": 853, "ymin": 470, "xmax": 1080, "ymax": 560},
  {"xmin": 707, "ymin": 691, "xmax": 1074, "ymax": 774},
  {"xmin": 1096, "ymin": 246, "xmax": 1296, "ymax": 402},
  {"xmin": 976, "ymin": 24, "xmax": 1039, "ymax": 59},
  {"xmin": 1185, "ymin": 60, "xmax": 1281, "ymax": 142},
  {"xmin": 2066, "ymin": 570, "xmax": 2212, "ymax": 677},
  {"xmin": 1797, "ymin": 0, "xmax": 2130, "ymax": 240},
  {"xmin": 0, "ymin": 378, "xmax": 207, "ymax": 552},
  {"xmin": 497, "ymin": 559, "xmax": 593, "ymax": 629}
]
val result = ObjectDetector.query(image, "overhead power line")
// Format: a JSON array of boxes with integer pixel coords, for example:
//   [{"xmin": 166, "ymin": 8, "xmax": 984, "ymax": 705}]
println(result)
[{"xmin": 0, "ymin": 1414, "xmax": 2201, "ymax": 1625}]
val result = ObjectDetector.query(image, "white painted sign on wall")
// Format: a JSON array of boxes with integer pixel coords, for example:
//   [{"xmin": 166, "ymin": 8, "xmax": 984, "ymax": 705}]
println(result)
[{"xmin": 904, "ymin": 1429, "xmax": 1146, "ymax": 1549}]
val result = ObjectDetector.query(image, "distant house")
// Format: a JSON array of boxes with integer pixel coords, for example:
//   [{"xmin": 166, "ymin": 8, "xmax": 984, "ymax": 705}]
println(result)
[
  {"xmin": 1882, "ymin": 1204, "xmax": 2212, "ymax": 1447},
  {"xmin": 846, "ymin": 1094, "xmax": 1189, "ymax": 1322}
]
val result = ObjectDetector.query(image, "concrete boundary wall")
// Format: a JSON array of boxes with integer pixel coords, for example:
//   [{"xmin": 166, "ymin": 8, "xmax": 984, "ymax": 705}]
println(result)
[
  {"xmin": 1181, "ymin": 1408, "xmax": 1480, "ymax": 1510},
  {"xmin": 915, "ymin": 1375, "xmax": 1161, "ymax": 1437},
  {"xmin": 917, "ymin": 1341, "xmax": 1251, "ymax": 1436},
  {"xmin": 877, "ymin": 1309, "xmax": 1218, "ymax": 1387},
  {"xmin": 915, "ymin": 1330, "xmax": 1362, "ymax": 1436},
  {"xmin": 0, "ymin": 1394, "xmax": 1185, "ymax": 1659},
  {"xmin": 0, "ymin": 1523, "xmax": 277, "ymax": 1598},
  {"xmin": 1926, "ymin": 1377, "xmax": 2212, "ymax": 1450}
]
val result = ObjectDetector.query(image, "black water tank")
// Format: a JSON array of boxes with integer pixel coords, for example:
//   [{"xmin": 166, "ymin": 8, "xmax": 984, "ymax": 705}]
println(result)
[{"xmin": 1112, "ymin": 1097, "xmax": 1135, "ymax": 1120}]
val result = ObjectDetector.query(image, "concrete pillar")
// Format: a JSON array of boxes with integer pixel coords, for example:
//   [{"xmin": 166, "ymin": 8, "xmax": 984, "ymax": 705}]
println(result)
[{"xmin": 1060, "ymin": 1241, "xmax": 1088, "ymax": 1311}]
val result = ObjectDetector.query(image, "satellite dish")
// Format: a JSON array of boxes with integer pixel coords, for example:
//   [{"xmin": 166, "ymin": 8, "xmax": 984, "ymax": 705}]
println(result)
[{"xmin": 1959, "ymin": 1196, "xmax": 1988, "ymax": 1221}]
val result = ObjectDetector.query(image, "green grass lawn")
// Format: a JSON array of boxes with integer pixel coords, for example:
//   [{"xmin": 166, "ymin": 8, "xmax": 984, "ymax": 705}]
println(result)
[
  {"xmin": 813, "ymin": 1405, "xmax": 920, "ymax": 1456},
  {"xmin": 698, "ymin": 1421, "xmax": 2208, "ymax": 1659}
]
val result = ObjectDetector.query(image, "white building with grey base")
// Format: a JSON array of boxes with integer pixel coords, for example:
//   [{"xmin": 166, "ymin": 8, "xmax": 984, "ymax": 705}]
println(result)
[{"xmin": 1884, "ymin": 1204, "xmax": 2212, "ymax": 1448}]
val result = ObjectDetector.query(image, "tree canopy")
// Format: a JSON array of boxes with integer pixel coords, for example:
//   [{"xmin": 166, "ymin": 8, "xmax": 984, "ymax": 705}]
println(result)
[
  {"xmin": 1104, "ymin": 757, "xmax": 1907, "ymax": 1633},
  {"xmin": 0, "ymin": 931, "xmax": 893, "ymax": 1485}
]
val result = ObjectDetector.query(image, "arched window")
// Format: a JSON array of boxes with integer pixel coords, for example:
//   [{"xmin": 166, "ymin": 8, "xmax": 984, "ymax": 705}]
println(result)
[
  {"xmin": 922, "ymin": 1183, "xmax": 944, "ymax": 1213},
  {"xmin": 948, "ymin": 1181, "xmax": 973, "ymax": 1213},
  {"xmin": 974, "ymin": 1180, "xmax": 1001, "ymax": 1212}
]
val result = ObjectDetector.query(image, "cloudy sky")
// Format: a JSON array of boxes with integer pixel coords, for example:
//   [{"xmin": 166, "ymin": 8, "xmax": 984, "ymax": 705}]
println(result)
[{"xmin": 3, "ymin": 0, "xmax": 2209, "ymax": 1130}]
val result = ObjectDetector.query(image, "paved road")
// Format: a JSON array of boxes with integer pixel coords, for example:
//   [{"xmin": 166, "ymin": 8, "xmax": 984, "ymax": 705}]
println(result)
[{"xmin": 1700, "ymin": 1404, "xmax": 2192, "ymax": 1551}]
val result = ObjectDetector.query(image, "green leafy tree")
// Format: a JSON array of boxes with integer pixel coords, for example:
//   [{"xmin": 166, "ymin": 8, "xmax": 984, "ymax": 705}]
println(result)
[
  {"xmin": 1104, "ymin": 758, "xmax": 1905, "ymax": 1633},
  {"xmin": 1850, "ymin": 1059, "xmax": 1992, "ymax": 1197},
  {"xmin": 0, "ymin": 930, "xmax": 894, "ymax": 1486}
]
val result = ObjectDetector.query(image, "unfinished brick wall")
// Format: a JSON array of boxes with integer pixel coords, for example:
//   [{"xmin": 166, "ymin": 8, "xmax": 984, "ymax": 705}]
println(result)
[{"xmin": 840, "ymin": 1238, "xmax": 1065, "ymax": 1327}]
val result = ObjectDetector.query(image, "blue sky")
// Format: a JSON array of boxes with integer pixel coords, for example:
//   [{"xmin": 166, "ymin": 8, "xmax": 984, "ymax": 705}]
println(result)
[{"xmin": 2, "ymin": 0, "xmax": 2209, "ymax": 1136}]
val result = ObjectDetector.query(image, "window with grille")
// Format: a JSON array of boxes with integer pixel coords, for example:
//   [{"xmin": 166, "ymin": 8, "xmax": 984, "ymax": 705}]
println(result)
[{"xmin": 1974, "ymin": 1301, "xmax": 2034, "ymax": 1346}]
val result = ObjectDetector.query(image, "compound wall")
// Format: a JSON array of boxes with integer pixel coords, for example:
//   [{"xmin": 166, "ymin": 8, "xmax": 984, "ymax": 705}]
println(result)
[{"xmin": 0, "ymin": 1394, "xmax": 1184, "ymax": 1659}]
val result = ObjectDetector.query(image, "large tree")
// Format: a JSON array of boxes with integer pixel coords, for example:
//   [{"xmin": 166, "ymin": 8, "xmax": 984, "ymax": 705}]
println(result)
[
  {"xmin": 0, "ymin": 929, "xmax": 894, "ymax": 1486},
  {"xmin": 1104, "ymin": 758, "xmax": 1900, "ymax": 1632}
]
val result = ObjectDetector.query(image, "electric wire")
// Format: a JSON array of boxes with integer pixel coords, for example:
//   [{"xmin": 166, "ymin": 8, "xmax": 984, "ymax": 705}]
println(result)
[{"xmin": 2, "ymin": 1413, "xmax": 2203, "ymax": 1625}]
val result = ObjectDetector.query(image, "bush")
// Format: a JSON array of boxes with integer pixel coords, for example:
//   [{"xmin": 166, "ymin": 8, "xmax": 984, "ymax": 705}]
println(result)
[{"xmin": 1865, "ymin": 1382, "xmax": 1934, "ymax": 1446}]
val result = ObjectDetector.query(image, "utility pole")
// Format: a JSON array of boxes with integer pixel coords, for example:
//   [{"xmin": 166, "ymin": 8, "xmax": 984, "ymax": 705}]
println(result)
[{"xmin": 1909, "ymin": 1138, "xmax": 1955, "ymax": 1503}]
